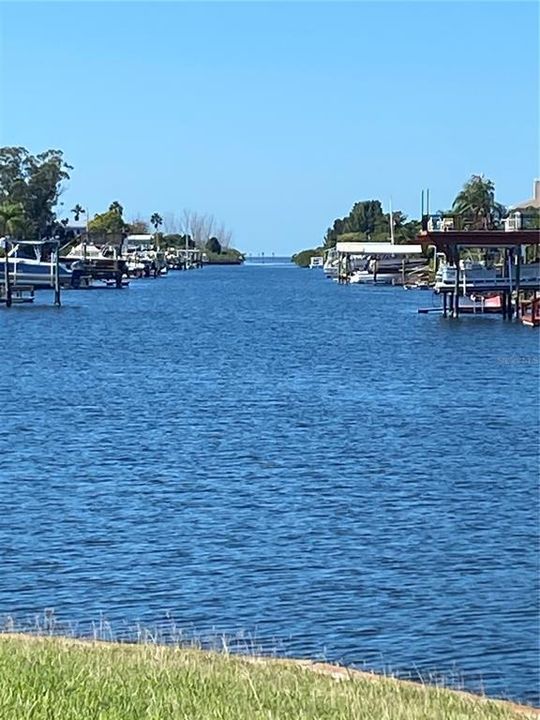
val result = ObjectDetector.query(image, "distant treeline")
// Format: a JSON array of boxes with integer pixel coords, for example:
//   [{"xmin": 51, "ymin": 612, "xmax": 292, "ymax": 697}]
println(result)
[
  {"xmin": 0, "ymin": 146, "xmax": 244, "ymax": 262},
  {"xmin": 292, "ymin": 175, "xmax": 540, "ymax": 267}
]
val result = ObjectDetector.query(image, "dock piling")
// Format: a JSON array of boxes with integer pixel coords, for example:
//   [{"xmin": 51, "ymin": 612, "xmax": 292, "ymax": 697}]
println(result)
[
  {"xmin": 53, "ymin": 245, "xmax": 61, "ymax": 307},
  {"xmin": 453, "ymin": 248, "xmax": 460, "ymax": 318},
  {"xmin": 3, "ymin": 238, "xmax": 12, "ymax": 308}
]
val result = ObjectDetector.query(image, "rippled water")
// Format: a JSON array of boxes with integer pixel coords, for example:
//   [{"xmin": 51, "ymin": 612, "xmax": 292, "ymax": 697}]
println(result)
[{"xmin": 0, "ymin": 264, "xmax": 538, "ymax": 704}]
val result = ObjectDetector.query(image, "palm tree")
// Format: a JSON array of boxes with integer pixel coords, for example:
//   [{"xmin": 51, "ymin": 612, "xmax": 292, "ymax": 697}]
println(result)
[
  {"xmin": 0, "ymin": 203, "xmax": 26, "ymax": 306},
  {"xmin": 150, "ymin": 213, "xmax": 163, "ymax": 232},
  {"xmin": 109, "ymin": 201, "xmax": 124, "ymax": 216},
  {"xmin": 71, "ymin": 204, "xmax": 85, "ymax": 222},
  {"xmin": 12, "ymin": 216, "xmax": 36, "ymax": 240},
  {"xmin": 452, "ymin": 175, "xmax": 506, "ymax": 230},
  {"xmin": 150, "ymin": 213, "xmax": 163, "ymax": 251},
  {"xmin": 0, "ymin": 202, "xmax": 25, "ymax": 239}
]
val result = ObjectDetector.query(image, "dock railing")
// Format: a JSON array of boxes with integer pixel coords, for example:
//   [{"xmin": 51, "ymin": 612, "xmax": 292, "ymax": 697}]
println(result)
[{"xmin": 422, "ymin": 211, "xmax": 540, "ymax": 233}]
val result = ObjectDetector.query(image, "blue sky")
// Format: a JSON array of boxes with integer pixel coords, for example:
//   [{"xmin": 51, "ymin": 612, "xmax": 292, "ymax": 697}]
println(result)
[{"xmin": 1, "ymin": 1, "xmax": 538, "ymax": 254}]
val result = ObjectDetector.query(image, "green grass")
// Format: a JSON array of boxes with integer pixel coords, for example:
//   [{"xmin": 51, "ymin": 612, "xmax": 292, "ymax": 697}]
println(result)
[{"xmin": 0, "ymin": 635, "xmax": 535, "ymax": 720}]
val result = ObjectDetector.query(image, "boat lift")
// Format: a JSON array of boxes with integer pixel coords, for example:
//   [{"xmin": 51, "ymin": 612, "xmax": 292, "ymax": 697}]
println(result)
[
  {"xmin": 1, "ymin": 238, "xmax": 63, "ymax": 308},
  {"xmin": 410, "ymin": 214, "xmax": 540, "ymax": 319}
]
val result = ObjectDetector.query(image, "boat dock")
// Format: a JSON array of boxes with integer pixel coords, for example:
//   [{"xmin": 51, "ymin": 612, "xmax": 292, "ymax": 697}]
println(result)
[
  {"xmin": 413, "ymin": 213, "xmax": 540, "ymax": 322},
  {"xmin": 1, "ymin": 239, "xmax": 64, "ymax": 307},
  {"xmin": 0, "ymin": 284, "xmax": 35, "ymax": 305},
  {"xmin": 0, "ymin": 232, "xmax": 207, "ymax": 309},
  {"xmin": 333, "ymin": 241, "xmax": 426, "ymax": 285}
]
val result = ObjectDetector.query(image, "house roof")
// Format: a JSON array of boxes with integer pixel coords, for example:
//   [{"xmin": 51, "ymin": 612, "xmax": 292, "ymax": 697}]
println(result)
[
  {"xmin": 59, "ymin": 219, "xmax": 86, "ymax": 229},
  {"xmin": 512, "ymin": 180, "xmax": 540, "ymax": 210}
]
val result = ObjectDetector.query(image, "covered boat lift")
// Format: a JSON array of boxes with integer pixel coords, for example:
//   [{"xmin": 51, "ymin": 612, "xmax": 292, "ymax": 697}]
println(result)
[
  {"xmin": 411, "ymin": 214, "xmax": 540, "ymax": 319},
  {"xmin": 335, "ymin": 241, "xmax": 424, "ymax": 256},
  {"xmin": 334, "ymin": 241, "xmax": 425, "ymax": 284}
]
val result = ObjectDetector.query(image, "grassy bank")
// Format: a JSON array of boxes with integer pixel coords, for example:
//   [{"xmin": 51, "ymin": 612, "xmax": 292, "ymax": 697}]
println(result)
[{"xmin": 0, "ymin": 635, "xmax": 536, "ymax": 719}]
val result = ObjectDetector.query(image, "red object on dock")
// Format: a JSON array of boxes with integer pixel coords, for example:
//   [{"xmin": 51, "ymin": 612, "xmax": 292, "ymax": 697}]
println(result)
[
  {"xmin": 521, "ymin": 296, "xmax": 540, "ymax": 327},
  {"xmin": 459, "ymin": 294, "xmax": 502, "ymax": 314}
]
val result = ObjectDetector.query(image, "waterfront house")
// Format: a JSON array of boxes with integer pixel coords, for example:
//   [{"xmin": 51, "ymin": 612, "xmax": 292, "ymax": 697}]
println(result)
[{"xmin": 511, "ymin": 180, "xmax": 540, "ymax": 210}]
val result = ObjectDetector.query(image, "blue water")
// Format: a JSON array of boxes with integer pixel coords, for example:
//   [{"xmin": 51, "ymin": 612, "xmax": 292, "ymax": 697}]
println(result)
[{"xmin": 0, "ymin": 265, "xmax": 538, "ymax": 705}]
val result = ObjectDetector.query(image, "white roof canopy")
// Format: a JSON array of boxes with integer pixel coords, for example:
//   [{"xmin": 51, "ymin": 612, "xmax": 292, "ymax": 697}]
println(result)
[
  {"xmin": 125, "ymin": 234, "xmax": 155, "ymax": 242},
  {"xmin": 336, "ymin": 242, "xmax": 423, "ymax": 255}
]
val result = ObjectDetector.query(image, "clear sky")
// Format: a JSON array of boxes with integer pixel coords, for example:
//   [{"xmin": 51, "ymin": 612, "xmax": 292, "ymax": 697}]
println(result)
[{"xmin": 0, "ymin": 1, "xmax": 538, "ymax": 255}]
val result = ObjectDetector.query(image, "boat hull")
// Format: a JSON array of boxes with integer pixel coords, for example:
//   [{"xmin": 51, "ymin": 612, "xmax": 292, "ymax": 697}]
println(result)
[
  {"xmin": 349, "ymin": 271, "xmax": 399, "ymax": 284},
  {"xmin": 0, "ymin": 260, "xmax": 72, "ymax": 288}
]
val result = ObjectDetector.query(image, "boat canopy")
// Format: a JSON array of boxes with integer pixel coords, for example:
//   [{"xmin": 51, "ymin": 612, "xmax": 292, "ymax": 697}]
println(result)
[{"xmin": 336, "ymin": 242, "xmax": 424, "ymax": 256}]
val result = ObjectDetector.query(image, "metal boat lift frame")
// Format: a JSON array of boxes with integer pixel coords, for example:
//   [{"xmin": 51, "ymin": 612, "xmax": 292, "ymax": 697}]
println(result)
[
  {"xmin": 1, "ymin": 238, "xmax": 63, "ymax": 308},
  {"xmin": 412, "ymin": 222, "xmax": 540, "ymax": 319}
]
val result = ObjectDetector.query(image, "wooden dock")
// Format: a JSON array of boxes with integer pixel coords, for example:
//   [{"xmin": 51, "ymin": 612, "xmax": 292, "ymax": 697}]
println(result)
[
  {"xmin": 0, "ymin": 284, "xmax": 35, "ymax": 305},
  {"xmin": 411, "ymin": 218, "xmax": 540, "ymax": 321}
]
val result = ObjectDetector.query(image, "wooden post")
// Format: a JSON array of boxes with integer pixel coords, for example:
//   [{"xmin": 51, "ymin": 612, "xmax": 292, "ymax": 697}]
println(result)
[
  {"xmin": 401, "ymin": 258, "xmax": 406, "ymax": 286},
  {"xmin": 453, "ymin": 247, "xmax": 460, "ymax": 318},
  {"xmin": 3, "ymin": 238, "xmax": 12, "ymax": 308},
  {"xmin": 506, "ymin": 249, "xmax": 513, "ymax": 319},
  {"xmin": 443, "ymin": 291, "xmax": 448, "ymax": 318},
  {"xmin": 53, "ymin": 245, "xmax": 61, "ymax": 306},
  {"xmin": 515, "ymin": 246, "xmax": 521, "ymax": 319}
]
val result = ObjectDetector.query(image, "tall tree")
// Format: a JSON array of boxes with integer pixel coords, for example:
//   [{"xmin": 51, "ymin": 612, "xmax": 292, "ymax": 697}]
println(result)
[
  {"xmin": 206, "ymin": 236, "xmax": 222, "ymax": 254},
  {"xmin": 452, "ymin": 175, "xmax": 506, "ymax": 229},
  {"xmin": 127, "ymin": 218, "xmax": 150, "ymax": 234},
  {"xmin": 150, "ymin": 213, "xmax": 163, "ymax": 232},
  {"xmin": 324, "ymin": 200, "xmax": 387, "ymax": 247},
  {"xmin": 108, "ymin": 201, "xmax": 124, "ymax": 216},
  {"xmin": 71, "ymin": 204, "xmax": 85, "ymax": 222},
  {"xmin": 88, "ymin": 208, "xmax": 126, "ymax": 235},
  {"xmin": 0, "ymin": 147, "xmax": 72, "ymax": 237}
]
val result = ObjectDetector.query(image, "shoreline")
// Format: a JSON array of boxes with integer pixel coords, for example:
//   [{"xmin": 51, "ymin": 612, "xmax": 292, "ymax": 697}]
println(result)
[{"xmin": 1, "ymin": 632, "xmax": 538, "ymax": 718}]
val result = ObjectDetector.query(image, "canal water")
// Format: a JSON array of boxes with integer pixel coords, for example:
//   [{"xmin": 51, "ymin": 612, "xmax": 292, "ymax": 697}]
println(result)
[{"xmin": 0, "ymin": 264, "xmax": 538, "ymax": 705}]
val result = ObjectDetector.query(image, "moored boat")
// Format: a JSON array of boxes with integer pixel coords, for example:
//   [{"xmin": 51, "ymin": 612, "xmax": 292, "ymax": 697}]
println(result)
[
  {"xmin": 434, "ymin": 260, "xmax": 540, "ymax": 292},
  {"xmin": 0, "ymin": 258, "xmax": 71, "ymax": 287}
]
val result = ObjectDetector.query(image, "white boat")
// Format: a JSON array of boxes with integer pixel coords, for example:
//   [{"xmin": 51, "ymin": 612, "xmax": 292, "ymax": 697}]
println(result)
[
  {"xmin": 309, "ymin": 256, "xmax": 324, "ymax": 269},
  {"xmin": 0, "ymin": 240, "xmax": 72, "ymax": 288},
  {"xmin": 126, "ymin": 258, "xmax": 148, "ymax": 275},
  {"xmin": 435, "ymin": 260, "xmax": 540, "ymax": 291},
  {"xmin": 334, "ymin": 241, "xmax": 426, "ymax": 285},
  {"xmin": 349, "ymin": 255, "xmax": 426, "ymax": 284},
  {"xmin": 324, "ymin": 250, "xmax": 365, "ymax": 278},
  {"xmin": 349, "ymin": 268, "xmax": 399, "ymax": 284},
  {"xmin": 0, "ymin": 257, "xmax": 73, "ymax": 288},
  {"xmin": 63, "ymin": 241, "xmax": 114, "ymax": 264},
  {"xmin": 323, "ymin": 248, "xmax": 339, "ymax": 278}
]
